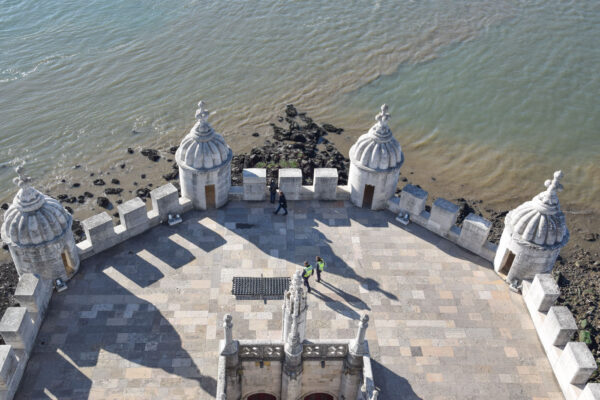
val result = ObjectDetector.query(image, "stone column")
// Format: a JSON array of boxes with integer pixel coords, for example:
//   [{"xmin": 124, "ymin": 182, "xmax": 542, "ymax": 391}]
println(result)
[
  {"xmin": 339, "ymin": 314, "xmax": 369, "ymax": 400},
  {"xmin": 281, "ymin": 316, "xmax": 303, "ymax": 400},
  {"xmin": 220, "ymin": 314, "xmax": 241, "ymax": 400},
  {"xmin": 282, "ymin": 271, "xmax": 307, "ymax": 343}
]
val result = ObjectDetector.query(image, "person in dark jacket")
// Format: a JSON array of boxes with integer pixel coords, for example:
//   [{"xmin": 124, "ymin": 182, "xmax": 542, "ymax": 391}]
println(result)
[
  {"xmin": 269, "ymin": 179, "xmax": 278, "ymax": 204},
  {"xmin": 273, "ymin": 190, "xmax": 287, "ymax": 215}
]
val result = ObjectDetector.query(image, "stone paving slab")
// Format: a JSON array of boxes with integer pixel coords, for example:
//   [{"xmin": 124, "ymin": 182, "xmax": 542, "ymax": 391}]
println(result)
[{"xmin": 16, "ymin": 200, "xmax": 562, "ymax": 399}]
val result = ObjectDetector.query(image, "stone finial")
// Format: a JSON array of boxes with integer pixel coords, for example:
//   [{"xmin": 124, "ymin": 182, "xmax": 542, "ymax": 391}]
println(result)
[
  {"xmin": 12, "ymin": 165, "xmax": 32, "ymax": 189},
  {"xmin": 539, "ymin": 170, "xmax": 564, "ymax": 205},
  {"xmin": 223, "ymin": 314, "xmax": 233, "ymax": 346},
  {"xmin": 291, "ymin": 269, "xmax": 303, "ymax": 290},
  {"xmin": 349, "ymin": 313, "xmax": 369, "ymax": 356},
  {"xmin": 375, "ymin": 104, "xmax": 390, "ymax": 128},
  {"xmin": 195, "ymin": 101, "xmax": 210, "ymax": 123}
]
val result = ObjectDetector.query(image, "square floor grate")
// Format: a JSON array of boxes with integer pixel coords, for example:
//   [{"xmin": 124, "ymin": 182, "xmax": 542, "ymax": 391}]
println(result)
[{"xmin": 232, "ymin": 277, "xmax": 290, "ymax": 300}]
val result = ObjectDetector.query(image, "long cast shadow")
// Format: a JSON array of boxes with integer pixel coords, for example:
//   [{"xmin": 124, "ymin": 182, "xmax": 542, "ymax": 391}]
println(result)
[
  {"xmin": 310, "ymin": 288, "xmax": 360, "ymax": 320},
  {"xmin": 17, "ymin": 226, "xmax": 217, "ymax": 398},
  {"xmin": 370, "ymin": 359, "xmax": 423, "ymax": 400},
  {"xmin": 214, "ymin": 201, "xmax": 398, "ymax": 302}
]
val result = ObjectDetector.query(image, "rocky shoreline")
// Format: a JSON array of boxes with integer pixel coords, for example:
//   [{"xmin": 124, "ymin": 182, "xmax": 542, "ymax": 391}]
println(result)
[{"xmin": 0, "ymin": 106, "xmax": 598, "ymax": 380}]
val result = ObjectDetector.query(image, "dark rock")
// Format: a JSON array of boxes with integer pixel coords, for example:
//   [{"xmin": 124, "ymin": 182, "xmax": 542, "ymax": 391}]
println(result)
[
  {"xmin": 71, "ymin": 219, "xmax": 85, "ymax": 242},
  {"xmin": 83, "ymin": 191, "xmax": 93, "ymax": 198},
  {"xmin": 104, "ymin": 188, "xmax": 123, "ymax": 195},
  {"xmin": 96, "ymin": 197, "xmax": 110, "ymax": 208},
  {"xmin": 169, "ymin": 146, "xmax": 178, "ymax": 154},
  {"xmin": 252, "ymin": 132, "xmax": 260, "ymax": 137},
  {"xmin": 111, "ymin": 178, "xmax": 120, "ymax": 185},
  {"xmin": 119, "ymin": 163, "xmax": 126, "ymax": 169},
  {"xmin": 292, "ymin": 134, "xmax": 307, "ymax": 143},
  {"xmin": 90, "ymin": 173, "xmax": 94, "ymax": 177},
  {"xmin": 73, "ymin": 164, "xmax": 81, "ymax": 169},
  {"xmin": 1, "ymin": 203, "xmax": 8, "ymax": 210},
  {"xmin": 322, "ymin": 123, "xmax": 343, "ymax": 134},
  {"xmin": 141, "ymin": 148, "xmax": 160, "ymax": 162},
  {"xmin": 65, "ymin": 197, "xmax": 77, "ymax": 204},
  {"xmin": 77, "ymin": 196, "xmax": 85, "ymax": 204},
  {"xmin": 127, "ymin": 147, "xmax": 134, "ymax": 154},
  {"xmin": 71, "ymin": 183, "xmax": 81, "ymax": 188},
  {"xmin": 163, "ymin": 171, "xmax": 178, "ymax": 181},
  {"xmin": 64, "ymin": 206, "xmax": 74, "ymax": 214},
  {"xmin": 285, "ymin": 104, "xmax": 298, "ymax": 118},
  {"xmin": 93, "ymin": 179, "xmax": 105, "ymax": 186},
  {"xmin": 57, "ymin": 194, "xmax": 69, "ymax": 201},
  {"xmin": 141, "ymin": 174, "xmax": 146, "ymax": 179},
  {"xmin": 116, "ymin": 199, "xmax": 123, "ymax": 204},
  {"xmin": 136, "ymin": 188, "xmax": 150, "ymax": 199}
]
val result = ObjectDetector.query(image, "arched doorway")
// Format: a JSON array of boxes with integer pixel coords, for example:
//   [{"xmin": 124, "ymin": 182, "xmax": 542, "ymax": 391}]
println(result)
[
  {"xmin": 304, "ymin": 394, "xmax": 334, "ymax": 400},
  {"xmin": 247, "ymin": 393, "xmax": 276, "ymax": 400}
]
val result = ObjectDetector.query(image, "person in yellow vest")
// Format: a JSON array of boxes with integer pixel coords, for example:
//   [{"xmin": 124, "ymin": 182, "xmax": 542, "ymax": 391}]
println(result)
[
  {"xmin": 315, "ymin": 256, "xmax": 325, "ymax": 282},
  {"xmin": 302, "ymin": 261, "xmax": 313, "ymax": 293}
]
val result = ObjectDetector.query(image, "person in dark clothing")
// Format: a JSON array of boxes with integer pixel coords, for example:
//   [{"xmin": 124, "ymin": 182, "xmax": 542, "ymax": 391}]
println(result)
[
  {"xmin": 302, "ymin": 261, "xmax": 313, "ymax": 293},
  {"xmin": 273, "ymin": 190, "xmax": 287, "ymax": 215},
  {"xmin": 269, "ymin": 179, "xmax": 278, "ymax": 204}
]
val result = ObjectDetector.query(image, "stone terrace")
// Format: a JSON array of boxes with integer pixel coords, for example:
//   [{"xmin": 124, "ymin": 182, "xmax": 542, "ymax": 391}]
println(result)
[{"xmin": 16, "ymin": 201, "xmax": 562, "ymax": 400}]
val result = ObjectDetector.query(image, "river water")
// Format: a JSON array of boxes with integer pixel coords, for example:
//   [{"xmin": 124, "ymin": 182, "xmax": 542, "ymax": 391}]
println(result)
[{"xmin": 1, "ymin": 0, "xmax": 599, "ymax": 213}]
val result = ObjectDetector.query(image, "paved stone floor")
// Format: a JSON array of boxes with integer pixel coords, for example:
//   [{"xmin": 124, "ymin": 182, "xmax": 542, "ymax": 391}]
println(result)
[{"xmin": 17, "ymin": 201, "xmax": 563, "ymax": 400}]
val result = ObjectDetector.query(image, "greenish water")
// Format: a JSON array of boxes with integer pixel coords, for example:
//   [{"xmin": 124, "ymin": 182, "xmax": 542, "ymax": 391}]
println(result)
[{"xmin": 1, "ymin": 0, "xmax": 598, "ymax": 211}]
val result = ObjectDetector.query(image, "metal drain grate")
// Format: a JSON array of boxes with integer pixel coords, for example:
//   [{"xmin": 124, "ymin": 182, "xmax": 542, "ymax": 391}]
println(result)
[{"xmin": 232, "ymin": 277, "xmax": 290, "ymax": 300}]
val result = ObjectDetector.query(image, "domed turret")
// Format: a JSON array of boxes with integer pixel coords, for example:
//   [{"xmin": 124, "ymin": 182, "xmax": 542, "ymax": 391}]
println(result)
[
  {"xmin": 348, "ymin": 104, "xmax": 404, "ymax": 210},
  {"xmin": 1, "ymin": 167, "xmax": 80, "ymax": 281},
  {"xmin": 176, "ymin": 101, "xmax": 233, "ymax": 210},
  {"xmin": 494, "ymin": 171, "xmax": 569, "ymax": 285}
]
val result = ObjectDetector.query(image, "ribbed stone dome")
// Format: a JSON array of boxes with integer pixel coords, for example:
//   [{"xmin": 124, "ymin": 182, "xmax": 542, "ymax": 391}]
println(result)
[
  {"xmin": 506, "ymin": 171, "xmax": 569, "ymax": 247},
  {"xmin": 1, "ymin": 173, "xmax": 72, "ymax": 247},
  {"xmin": 176, "ymin": 101, "xmax": 232, "ymax": 171},
  {"xmin": 349, "ymin": 104, "xmax": 404, "ymax": 171}
]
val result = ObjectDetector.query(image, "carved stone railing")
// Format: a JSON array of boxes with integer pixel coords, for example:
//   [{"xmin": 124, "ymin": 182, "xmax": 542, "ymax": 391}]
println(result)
[
  {"xmin": 238, "ymin": 341, "xmax": 284, "ymax": 361},
  {"xmin": 302, "ymin": 342, "xmax": 348, "ymax": 359}
]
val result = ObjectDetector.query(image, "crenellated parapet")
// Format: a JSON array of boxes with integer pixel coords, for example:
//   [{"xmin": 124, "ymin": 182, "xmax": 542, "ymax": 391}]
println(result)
[
  {"xmin": 387, "ymin": 184, "xmax": 497, "ymax": 262},
  {"xmin": 0, "ymin": 273, "xmax": 52, "ymax": 400},
  {"xmin": 77, "ymin": 183, "xmax": 192, "ymax": 260},
  {"xmin": 522, "ymin": 274, "xmax": 598, "ymax": 400}
]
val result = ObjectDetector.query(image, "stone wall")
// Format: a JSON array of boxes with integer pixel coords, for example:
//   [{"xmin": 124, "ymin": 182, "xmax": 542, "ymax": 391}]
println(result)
[
  {"xmin": 387, "ymin": 184, "xmax": 497, "ymax": 262},
  {"xmin": 0, "ymin": 274, "xmax": 52, "ymax": 400},
  {"xmin": 523, "ymin": 274, "xmax": 600, "ymax": 400}
]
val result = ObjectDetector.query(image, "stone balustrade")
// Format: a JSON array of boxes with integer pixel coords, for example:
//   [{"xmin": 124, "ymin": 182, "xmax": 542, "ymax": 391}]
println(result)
[
  {"xmin": 523, "ymin": 274, "xmax": 599, "ymax": 400},
  {"xmin": 0, "ymin": 273, "xmax": 52, "ymax": 400}
]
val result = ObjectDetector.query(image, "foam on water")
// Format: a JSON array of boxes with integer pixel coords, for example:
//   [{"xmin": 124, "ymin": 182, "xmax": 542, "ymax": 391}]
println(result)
[{"xmin": 0, "ymin": 0, "xmax": 598, "ymax": 212}]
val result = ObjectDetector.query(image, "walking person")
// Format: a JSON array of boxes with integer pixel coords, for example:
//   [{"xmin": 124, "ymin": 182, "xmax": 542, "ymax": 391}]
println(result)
[
  {"xmin": 302, "ymin": 261, "xmax": 313, "ymax": 293},
  {"xmin": 273, "ymin": 190, "xmax": 287, "ymax": 215},
  {"xmin": 269, "ymin": 179, "xmax": 277, "ymax": 204},
  {"xmin": 315, "ymin": 256, "xmax": 325, "ymax": 282}
]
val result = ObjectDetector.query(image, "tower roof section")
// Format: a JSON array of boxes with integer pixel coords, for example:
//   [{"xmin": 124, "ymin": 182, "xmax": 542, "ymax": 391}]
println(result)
[
  {"xmin": 506, "ymin": 171, "xmax": 569, "ymax": 247},
  {"xmin": 1, "ymin": 168, "xmax": 72, "ymax": 247},
  {"xmin": 349, "ymin": 104, "xmax": 404, "ymax": 171},
  {"xmin": 175, "ymin": 101, "xmax": 233, "ymax": 171}
]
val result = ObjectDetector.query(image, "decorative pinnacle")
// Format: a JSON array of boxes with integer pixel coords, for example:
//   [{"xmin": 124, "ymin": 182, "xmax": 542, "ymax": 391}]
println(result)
[
  {"xmin": 540, "ymin": 170, "xmax": 564, "ymax": 204},
  {"xmin": 375, "ymin": 104, "xmax": 390, "ymax": 127},
  {"xmin": 195, "ymin": 101, "xmax": 210, "ymax": 123},
  {"xmin": 287, "ymin": 314, "xmax": 300, "ymax": 347},
  {"xmin": 223, "ymin": 314, "xmax": 233, "ymax": 346},
  {"xmin": 12, "ymin": 165, "xmax": 32, "ymax": 189},
  {"xmin": 291, "ymin": 270, "xmax": 303, "ymax": 290}
]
